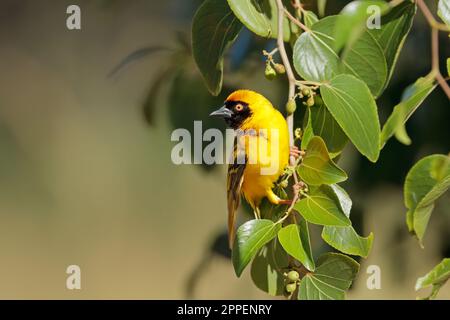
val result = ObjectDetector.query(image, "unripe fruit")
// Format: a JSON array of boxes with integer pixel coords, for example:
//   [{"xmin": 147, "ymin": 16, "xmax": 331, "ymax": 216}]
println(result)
[
  {"xmin": 306, "ymin": 96, "xmax": 315, "ymax": 107},
  {"xmin": 302, "ymin": 87, "xmax": 311, "ymax": 97},
  {"xmin": 274, "ymin": 63, "xmax": 286, "ymax": 74},
  {"xmin": 286, "ymin": 99, "xmax": 296, "ymax": 114},
  {"xmin": 280, "ymin": 180, "xmax": 289, "ymax": 188},
  {"xmin": 265, "ymin": 64, "xmax": 277, "ymax": 80},
  {"xmin": 285, "ymin": 283, "xmax": 297, "ymax": 293},
  {"xmin": 287, "ymin": 270, "xmax": 300, "ymax": 282}
]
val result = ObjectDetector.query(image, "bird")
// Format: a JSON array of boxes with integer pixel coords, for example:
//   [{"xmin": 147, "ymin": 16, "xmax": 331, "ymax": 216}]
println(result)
[{"xmin": 210, "ymin": 89, "xmax": 293, "ymax": 248}]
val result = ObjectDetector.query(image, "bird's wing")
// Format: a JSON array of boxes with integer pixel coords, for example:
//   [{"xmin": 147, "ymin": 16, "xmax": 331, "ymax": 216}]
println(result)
[{"xmin": 227, "ymin": 138, "xmax": 246, "ymax": 249}]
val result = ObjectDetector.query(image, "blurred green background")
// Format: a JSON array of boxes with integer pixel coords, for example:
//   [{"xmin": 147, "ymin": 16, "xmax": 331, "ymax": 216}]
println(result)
[{"xmin": 0, "ymin": 0, "xmax": 448, "ymax": 299}]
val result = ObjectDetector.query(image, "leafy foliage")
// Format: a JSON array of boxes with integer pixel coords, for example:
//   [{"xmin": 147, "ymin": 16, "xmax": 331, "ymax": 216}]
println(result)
[
  {"xmin": 251, "ymin": 239, "xmax": 288, "ymax": 296},
  {"xmin": 381, "ymin": 75, "xmax": 436, "ymax": 147},
  {"xmin": 297, "ymin": 136, "xmax": 347, "ymax": 186},
  {"xmin": 278, "ymin": 219, "xmax": 315, "ymax": 271},
  {"xmin": 415, "ymin": 258, "xmax": 450, "ymax": 300},
  {"xmin": 295, "ymin": 185, "xmax": 351, "ymax": 226},
  {"xmin": 226, "ymin": 0, "xmax": 298, "ymax": 41},
  {"xmin": 293, "ymin": 16, "xmax": 387, "ymax": 97},
  {"xmin": 368, "ymin": 1, "xmax": 416, "ymax": 87},
  {"xmin": 192, "ymin": 0, "xmax": 242, "ymax": 95},
  {"xmin": 321, "ymin": 74, "xmax": 380, "ymax": 162},
  {"xmin": 232, "ymin": 219, "xmax": 281, "ymax": 277},
  {"xmin": 301, "ymin": 96, "xmax": 348, "ymax": 157},
  {"xmin": 404, "ymin": 154, "xmax": 450, "ymax": 245},
  {"xmin": 298, "ymin": 253, "xmax": 359, "ymax": 300},
  {"xmin": 187, "ymin": 0, "xmax": 449, "ymax": 300}
]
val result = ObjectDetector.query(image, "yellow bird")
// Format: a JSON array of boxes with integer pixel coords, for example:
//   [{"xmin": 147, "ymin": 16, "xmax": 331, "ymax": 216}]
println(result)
[{"xmin": 210, "ymin": 90, "xmax": 291, "ymax": 248}]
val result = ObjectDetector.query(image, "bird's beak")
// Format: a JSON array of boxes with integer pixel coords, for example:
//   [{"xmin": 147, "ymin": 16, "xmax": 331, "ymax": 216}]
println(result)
[{"xmin": 210, "ymin": 105, "xmax": 233, "ymax": 118}]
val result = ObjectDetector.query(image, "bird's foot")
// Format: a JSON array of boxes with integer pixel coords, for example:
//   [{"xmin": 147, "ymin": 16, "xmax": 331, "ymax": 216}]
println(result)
[
  {"xmin": 278, "ymin": 199, "xmax": 293, "ymax": 205},
  {"xmin": 290, "ymin": 145, "xmax": 304, "ymax": 159}
]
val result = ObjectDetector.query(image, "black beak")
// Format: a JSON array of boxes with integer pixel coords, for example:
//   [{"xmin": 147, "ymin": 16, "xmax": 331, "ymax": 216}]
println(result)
[{"xmin": 210, "ymin": 105, "xmax": 233, "ymax": 118}]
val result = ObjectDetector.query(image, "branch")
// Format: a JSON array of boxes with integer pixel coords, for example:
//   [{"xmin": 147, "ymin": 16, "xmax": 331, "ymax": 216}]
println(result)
[
  {"xmin": 283, "ymin": 8, "xmax": 310, "ymax": 32},
  {"xmin": 416, "ymin": 0, "xmax": 450, "ymax": 32},
  {"xmin": 275, "ymin": 0, "xmax": 296, "ymax": 154},
  {"xmin": 417, "ymin": 0, "xmax": 450, "ymax": 99},
  {"xmin": 432, "ymin": 28, "xmax": 450, "ymax": 98},
  {"xmin": 275, "ymin": 0, "xmax": 301, "ymax": 223}
]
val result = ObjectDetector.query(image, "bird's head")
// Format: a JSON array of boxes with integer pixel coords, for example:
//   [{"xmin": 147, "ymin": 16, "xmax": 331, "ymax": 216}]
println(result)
[{"xmin": 210, "ymin": 90, "xmax": 274, "ymax": 130}]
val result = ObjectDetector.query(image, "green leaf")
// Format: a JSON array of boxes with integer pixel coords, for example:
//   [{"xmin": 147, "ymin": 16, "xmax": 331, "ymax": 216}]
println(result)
[
  {"xmin": 303, "ymin": 10, "xmax": 319, "ymax": 28},
  {"xmin": 380, "ymin": 75, "xmax": 436, "ymax": 147},
  {"xmin": 404, "ymin": 154, "xmax": 450, "ymax": 245},
  {"xmin": 251, "ymin": 239, "xmax": 288, "ymax": 296},
  {"xmin": 320, "ymin": 74, "xmax": 381, "ymax": 162},
  {"xmin": 278, "ymin": 219, "xmax": 315, "ymax": 271},
  {"xmin": 322, "ymin": 226, "xmax": 373, "ymax": 258},
  {"xmin": 232, "ymin": 219, "xmax": 281, "ymax": 277},
  {"xmin": 295, "ymin": 185, "xmax": 351, "ymax": 226},
  {"xmin": 330, "ymin": 184, "xmax": 352, "ymax": 217},
  {"xmin": 226, "ymin": 0, "xmax": 298, "ymax": 41},
  {"xmin": 321, "ymin": 183, "xmax": 373, "ymax": 258},
  {"xmin": 369, "ymin": 1, "xmax": 416, "ymax": 89},
  {"xmin": 302, "ymin": 97, "xmax": 348, "ymax": 158},
  {"xmin": 192, "ymin": 0, "xmax": 242, "ymax": 95},
  {"xmin": 293, "ymin": 15, "xmax": 387, "ymax": 97},
  {"xmin": 438, "ymin": 0, "xmax": 450, "ymax": 26},
  {"xmin": 298, "ymin": 253, "xmax": 359, "ymax": 300},
  {"xmin": 298, "ymin": 136, "xmax": 347, "ymax": 186},
  {"xmin": 447, "ymin": 57, "xmax": 450, "ymax": 77},
  {"xmin": 416, "ymin": 258, "xmax": 450, "ymax": 300},
  {"xmin": 334, "ymin": 0, "xmax": 390, "ymax": 52}
]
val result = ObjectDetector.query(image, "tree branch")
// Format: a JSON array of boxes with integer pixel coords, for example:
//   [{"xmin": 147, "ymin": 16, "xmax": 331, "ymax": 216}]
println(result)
[
  {"xmin": 275, "ymin": 0, "xmax": 296, "ymax": 155},
  {"xmin": 416, "ymin": 0, "xmax": 450, "ymax": 32},
  {"xmin": 275, "ymin": 0, "xmax": 301, "ymax": 222},
  {"xmin": 283, "ymin": 8, "xmax": 310, "ymax": 32},
  {"xmin": 417, "ymin": 0, "xmax": 450, "ymax": 99},
  {"xmin": 432, "ymin": 28, "xmax": 450, "ymax": 99}
]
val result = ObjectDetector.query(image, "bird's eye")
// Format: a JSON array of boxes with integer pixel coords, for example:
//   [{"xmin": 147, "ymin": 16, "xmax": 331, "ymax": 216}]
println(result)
[{"xmin": 235, "ymin": 104, "xmax": 244, "ymax": 112}]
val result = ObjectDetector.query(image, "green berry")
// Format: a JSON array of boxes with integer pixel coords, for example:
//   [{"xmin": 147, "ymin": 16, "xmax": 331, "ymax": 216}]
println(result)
[
  {"xmin": 286, "ymin": 99, "xmax": 296, "ymax": 114},
  {"xmin": 274, "ymin": 63, "xmax": 286, "ymax": 74},
  {"xmin": 306, "ymin": 96, "xmax": 315, "ymax": 107},
  {"xmin": 287, "ymin": 270, "xmax": 300, "ymax": 282},
  {"xmin": 265, "ymin": 64, "xmax": 277, "ymax": 80},
  {"xmin": 285, "ymin": 283, "xmax": 297, "ymax": 293},
  {"xmin": 302, "ymin": 88, "xmax": 311, "ymax": 97}
]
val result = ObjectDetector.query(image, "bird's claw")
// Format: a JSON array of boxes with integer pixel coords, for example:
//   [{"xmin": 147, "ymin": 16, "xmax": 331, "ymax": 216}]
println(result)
[{"xmin": 290, "ymin": 145, "xmax": 304, "ymax": 159}]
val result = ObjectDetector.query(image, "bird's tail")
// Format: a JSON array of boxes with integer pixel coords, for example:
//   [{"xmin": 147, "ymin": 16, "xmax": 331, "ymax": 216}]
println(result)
[{"xmin": 228, "ymin": 206, "xmax": 237, "ymax": 249}]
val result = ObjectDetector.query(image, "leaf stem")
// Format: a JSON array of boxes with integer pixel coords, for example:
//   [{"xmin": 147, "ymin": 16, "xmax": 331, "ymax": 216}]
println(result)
[{"xmin": 283, "ymin": 8, "xmax": 310, "ymax": 32}]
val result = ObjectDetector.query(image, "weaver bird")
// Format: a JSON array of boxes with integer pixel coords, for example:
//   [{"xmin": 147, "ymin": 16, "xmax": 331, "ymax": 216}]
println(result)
[{"xmin": 210, "ymin": 90, "xmax": 294, "ymax": 248}]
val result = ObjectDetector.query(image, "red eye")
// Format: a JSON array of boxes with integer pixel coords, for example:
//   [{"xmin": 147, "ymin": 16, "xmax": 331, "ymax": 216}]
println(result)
[{"xmin": 235, "ymin": 104, "xmax": 244, "ymax": 112}]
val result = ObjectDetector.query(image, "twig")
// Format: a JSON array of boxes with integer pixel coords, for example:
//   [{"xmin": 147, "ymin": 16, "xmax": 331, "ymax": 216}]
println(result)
[
  {"xmin": 417, "ymin": 0, "xmax": 450, "ymax": 99},
  {"xmin": 275, "ymin": 0, "xmax": 302, "ymax": 223},
  {"xmin": 416, "ymin": 0, "xmax": 450, "ymax": 32},
  {"xmin": 275, "ymin": 0, "xmax": 297, "ymax": 153},
  {"xmin": 283, "ymin": 8, "xmax": 310, "ymax": 32},
  {"xmin": 432, "ymin": 28, "xmax": 450, "ymax": 98}
]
